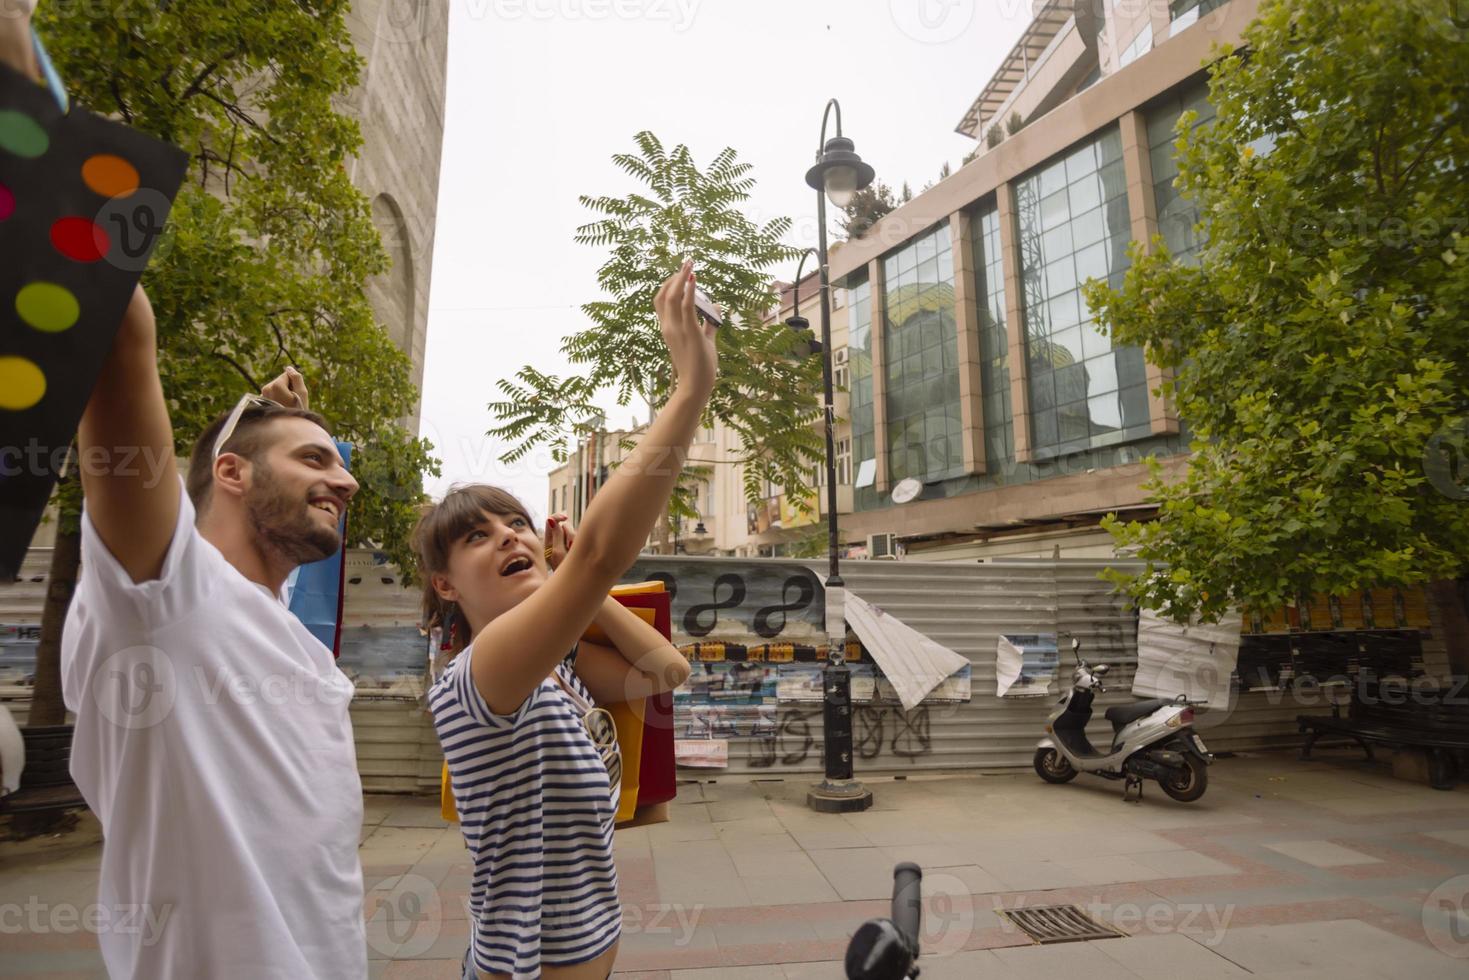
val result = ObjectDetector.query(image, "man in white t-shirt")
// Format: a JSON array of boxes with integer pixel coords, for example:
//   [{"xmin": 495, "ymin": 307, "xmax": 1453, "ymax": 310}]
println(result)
[{"xmin": 58, "ymin": 283, "xmax": 367, "ymax": 978}]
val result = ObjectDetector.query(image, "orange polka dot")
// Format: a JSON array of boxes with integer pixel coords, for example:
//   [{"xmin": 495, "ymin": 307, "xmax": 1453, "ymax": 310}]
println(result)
[{"xmin": 82, "ymin": 155, "xmax": 140, "ymax": 199}]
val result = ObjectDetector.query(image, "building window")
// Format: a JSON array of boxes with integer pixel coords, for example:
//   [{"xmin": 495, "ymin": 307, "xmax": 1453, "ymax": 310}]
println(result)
[
  {"xmin": 880, "ymin": 223, "xmax": 961, "ymax": 487},
  {"xmin": 1170, "ymin": 0, "xmax": 1229, "ymax": 35},
  {"xmin": 972, "ymin": 203, "xmax": 1013, "ymax": 468},
  {"xmin": 834, "ymin": 363, "xmax": 849, "ymax": 391},
  {"xmin": 836, "ymin": 437, "xmax": 852, "ymax": 486},
  {"xmin": 1014, "ymin": 125, "xmax": 1150, "ymax": 458},
  {"xmin": 1118, "ymin": 25, "xmax": 1152, "ymax": 69},
  {"xmin": 1147, "ymin": 79, "xmax": 1217, "ymax": 265},
  {"xmin": 846, "ymin": 275, "xmax": 879, "ymax": 510}
]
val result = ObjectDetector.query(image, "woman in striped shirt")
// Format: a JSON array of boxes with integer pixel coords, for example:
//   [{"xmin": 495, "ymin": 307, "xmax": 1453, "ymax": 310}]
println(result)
[{"xmin": 414, "ymin": 262, "xmax": 713, "ymax": 979}]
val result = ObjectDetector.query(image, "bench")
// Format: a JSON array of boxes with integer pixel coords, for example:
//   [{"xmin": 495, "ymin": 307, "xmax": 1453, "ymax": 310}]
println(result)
[
  {"xmin": 0, "ymin": 724, "xmax": 86, "ymax": 822},
  {"xmin": 1298, "ymin": 677, "xmax": 1469, "ymax": 791}
]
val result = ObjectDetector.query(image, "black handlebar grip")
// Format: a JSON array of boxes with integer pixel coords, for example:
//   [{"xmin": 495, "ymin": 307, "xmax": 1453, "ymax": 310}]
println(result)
[{"xmin": 890, "ymin": 862, "xmax": 923, "ymax": 953}]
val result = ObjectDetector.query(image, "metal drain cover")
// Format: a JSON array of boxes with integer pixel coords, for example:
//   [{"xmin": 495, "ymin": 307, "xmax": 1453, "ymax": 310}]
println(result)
[{"xmin": 999, "ymin": 904, "xmax": 1125, "ymax": 944}]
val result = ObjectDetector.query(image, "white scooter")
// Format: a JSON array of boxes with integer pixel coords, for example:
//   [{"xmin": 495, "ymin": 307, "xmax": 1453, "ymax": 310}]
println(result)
[{"xmin": 1034, "ymin": 637, "xmax": 1212, "ymax": 802}]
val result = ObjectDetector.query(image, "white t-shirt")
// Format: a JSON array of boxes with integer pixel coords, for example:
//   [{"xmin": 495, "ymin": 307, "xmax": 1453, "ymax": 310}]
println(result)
[{"xmin": 62, "ymin": 484, "xmax": 366, "ymax": 979}]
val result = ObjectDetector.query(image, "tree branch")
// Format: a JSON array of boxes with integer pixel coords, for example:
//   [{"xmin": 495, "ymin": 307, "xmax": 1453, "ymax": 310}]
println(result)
[
  {"xmin": 1395, "ymin": 117, "xmax": 1453, "ymax": 192},
  {"xmin": 179, "ymin": 51, "xmax": 239, "ymax": 103},
  {"xmin": 212, "ymin": 352, "xmax": 260, "ymax": 391}
]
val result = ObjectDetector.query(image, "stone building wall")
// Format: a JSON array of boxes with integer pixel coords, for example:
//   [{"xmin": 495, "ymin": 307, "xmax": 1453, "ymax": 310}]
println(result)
[{"xmin": 343, "ymin": 1, "xmax": 451, "ymax": 428}]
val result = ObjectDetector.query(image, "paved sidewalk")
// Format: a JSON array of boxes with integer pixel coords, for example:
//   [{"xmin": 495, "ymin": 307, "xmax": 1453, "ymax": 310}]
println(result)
[{"xmin": 2, "ymin": 750, "xmax": 1468, "ymax": 977}]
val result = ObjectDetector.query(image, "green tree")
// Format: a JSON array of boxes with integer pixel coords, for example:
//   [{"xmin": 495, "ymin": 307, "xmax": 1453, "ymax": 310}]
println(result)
[
  {"xmin": 839, "ymin": 181, "xmax": 900, "ymax": 239},
  {"xmin": 1086, "ymin": 0, "xmax": 1469, "ymax": 623},
  {"xmin": 487, "ymin": 132, "xmax": 824, "ymax": 523},
  {"xmin": 26, "ymin": 1, "xmax": 436, "ymax": 726}
]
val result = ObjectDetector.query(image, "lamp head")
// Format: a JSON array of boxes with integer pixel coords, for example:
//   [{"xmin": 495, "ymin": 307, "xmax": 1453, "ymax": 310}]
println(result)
[{"xmin": 805, "ymin": 135, "xmax": 875, "ymax": 208}]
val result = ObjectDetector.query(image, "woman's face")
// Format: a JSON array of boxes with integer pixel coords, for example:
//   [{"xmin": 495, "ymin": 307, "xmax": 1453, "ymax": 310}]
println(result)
[{"xmin": 433, "ymin": 511, "xmax": 548, "ymax": 630}]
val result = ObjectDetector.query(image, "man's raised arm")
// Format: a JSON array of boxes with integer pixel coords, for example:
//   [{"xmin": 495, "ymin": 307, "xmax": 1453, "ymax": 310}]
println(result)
[{"xmin": 77, "ymin": 287, "xmax": 181, "ymax": 583}]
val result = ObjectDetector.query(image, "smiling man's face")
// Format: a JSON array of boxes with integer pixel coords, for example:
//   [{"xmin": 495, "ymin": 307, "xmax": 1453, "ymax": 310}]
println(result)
[{"xmin": 242, "ymin": 416, "xmax": 358, "ymax": 566}]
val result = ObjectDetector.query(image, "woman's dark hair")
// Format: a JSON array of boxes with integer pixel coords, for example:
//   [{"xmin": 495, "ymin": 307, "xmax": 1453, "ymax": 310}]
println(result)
[{"xmin": 413, "ymin": 484, "xmax": 536, "ymax": 656}]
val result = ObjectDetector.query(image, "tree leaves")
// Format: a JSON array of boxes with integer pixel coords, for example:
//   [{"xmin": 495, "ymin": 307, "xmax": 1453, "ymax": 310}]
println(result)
[
  {"xmin": 39, "ymin": 1, "xmax": 437, "ymax": 579},
  {"xmin": 1088, "ymin": 0, "xmax": 1469, "ymax": 623},
  {"xmin": 490, "ymin": 132, "xmax": 824, "ymax": 520}
]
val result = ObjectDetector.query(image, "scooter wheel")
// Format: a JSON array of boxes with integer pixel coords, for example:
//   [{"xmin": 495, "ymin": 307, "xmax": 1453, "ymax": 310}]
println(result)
[
  {"xmin": 1034, "ymin": 747, "xmax": 1077, "ymax": 784},
  {"xmin": 1159, "ymin": 754, "xmax": 1209, "ymax": 802}
]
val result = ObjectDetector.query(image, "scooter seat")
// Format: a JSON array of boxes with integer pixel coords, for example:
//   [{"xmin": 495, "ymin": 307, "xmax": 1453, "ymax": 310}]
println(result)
[{"xmin": 1105, "ymin": 699, "xmax": 1173, "ymax": 728}]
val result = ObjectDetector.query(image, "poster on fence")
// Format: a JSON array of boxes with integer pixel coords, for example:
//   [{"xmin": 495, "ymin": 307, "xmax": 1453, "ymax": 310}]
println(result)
[
  {"xmin": 674, "ymin": 739, "xmax": 729, "ymax": 768},
  {"xmin": 996, "ymin": 633, "xmax": 1058, "ymax": 697},
  {"xmin": 1133, "ymin": 608, "xmax": 1239, "ymax": 706}
]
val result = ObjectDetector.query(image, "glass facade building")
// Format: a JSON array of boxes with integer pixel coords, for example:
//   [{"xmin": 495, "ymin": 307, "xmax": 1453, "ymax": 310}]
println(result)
[
  {"xmin": 846, "ymin": 275, "xmax": 879, "ymax": 511},
  {"xmin": 880, "ymin": 224, "xmax": 961, "ymax": 485},
  {"xmin": 972, "ymin": 204, "xmax": 1013, "ymax": 469},
  {"xmin": 1013, "ymin": 125, "xmax": 1151, "ymax": 459}
]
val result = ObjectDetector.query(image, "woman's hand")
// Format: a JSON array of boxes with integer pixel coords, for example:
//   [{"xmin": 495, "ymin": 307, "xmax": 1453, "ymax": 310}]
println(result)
[
  {"xmin": 543, "ymin": 512, "xmax": 575, "ymax": 571},
  {"xmin": 654, "ymin": 260, "xmax": 718, "ymax": 401}
]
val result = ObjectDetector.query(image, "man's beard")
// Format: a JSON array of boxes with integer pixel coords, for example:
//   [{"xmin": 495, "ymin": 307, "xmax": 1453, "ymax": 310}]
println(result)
[{"xmin": 245, "ymin": 461, "xmax": 341, "ymax": 567}]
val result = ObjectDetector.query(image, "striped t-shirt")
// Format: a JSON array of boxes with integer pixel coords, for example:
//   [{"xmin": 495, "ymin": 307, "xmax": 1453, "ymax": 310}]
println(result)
[{"xmin": 430, "ymin": 647, "xmax": 621, "ymax": 978}]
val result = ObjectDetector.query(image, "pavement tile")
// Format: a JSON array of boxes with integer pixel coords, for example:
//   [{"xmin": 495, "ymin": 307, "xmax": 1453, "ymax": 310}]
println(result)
[
  {"xmin": 1424, "ymin": 828, "xmax": 1469, "ymax": 850},
  {"xmin": 806, "ymin": 847, "xmax": 904, "ymax": 901},
  {"xmin": 382, "ymin": 798, "xmax": 453, "ymax": 829},
  {"xmin": 706, "ymin": 798, "xmax": 775, "ymax": 824},
  {"xmin": 1206, "ymin": 918, "xmax": 1465, "ymax": 978},
  {"xmin": 652, "ymin": 840, "xmax": 753, "ymax": 909},
  {"xmin": 1260, "ymin": 839, "xmax": 1383, "ymax": 868},
  {"xmin": 923, "ymin": 863, "xmax": 1007, "ymax": 896},
  {"xmin": 989, "ymin": 938, "xmax": 1141, "ymax": 979},
  {"xmin": 1130, "ymin": 848, "xmax": 1240, "ymax": 878},
  {"xmin": 976, "ymin": 857, "xmax": 1087, "ymax": 891},
  {"xmin": 1056, "ymin": 855, "xmax": 1174, "ymax": 886},
  {"xmin": 1091, "ymin": 933, "xmax": 1252, "ymax": 978}
]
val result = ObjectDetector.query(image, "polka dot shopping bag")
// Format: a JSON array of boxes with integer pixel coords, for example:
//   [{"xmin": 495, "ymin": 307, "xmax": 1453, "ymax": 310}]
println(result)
[{"xmin": 0, "ymin": 38, "xmax": 188, "ymax": 578}]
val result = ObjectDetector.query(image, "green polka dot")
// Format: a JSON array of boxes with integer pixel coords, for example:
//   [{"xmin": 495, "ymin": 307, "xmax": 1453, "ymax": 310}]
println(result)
[
  {"xmin": 0, "ymin": 357, "xmax": 46, "ymax": 410},
  {"xmin": 16, "ymin": 282, "xmax": 80, "ymax": 333},
  {"xmin": 0, "ymin": 110, "xmax": 48, "ymax": 158}
]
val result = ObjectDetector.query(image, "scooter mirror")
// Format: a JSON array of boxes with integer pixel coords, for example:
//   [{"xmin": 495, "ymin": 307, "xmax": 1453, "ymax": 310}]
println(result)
[
  {"xmin": 1071, "ymin": 637, "xmax": 1081, "ymax": 652},
  {"xmin": 1093, "ymin": 664, "xmax": 1110, "ymax": 675}
]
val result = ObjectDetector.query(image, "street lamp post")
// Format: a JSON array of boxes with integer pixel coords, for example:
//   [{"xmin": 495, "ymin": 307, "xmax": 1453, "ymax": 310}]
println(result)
[{"xmin": 795, "ymin": 98, "xmax": 874, "ymax": 814}]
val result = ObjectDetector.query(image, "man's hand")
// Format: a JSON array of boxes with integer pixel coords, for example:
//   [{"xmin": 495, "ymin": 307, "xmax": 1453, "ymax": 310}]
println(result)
[
  {"xmin": 0, "ymin": 2, "xmax": 41, "ymax": 81},
  {"xmin": 260, "ymin": 367, "xmax": 309, "ymax": 411}
]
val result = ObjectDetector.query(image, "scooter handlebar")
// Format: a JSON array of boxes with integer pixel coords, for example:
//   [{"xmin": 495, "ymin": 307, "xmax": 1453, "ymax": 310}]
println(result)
[
  {"xmin": 844, "ymin": 863, "xmax": 923, "ymax": 979},
  {"xmin": 891, "ymin": 862, "xmax": 922, "ymax": 952}
]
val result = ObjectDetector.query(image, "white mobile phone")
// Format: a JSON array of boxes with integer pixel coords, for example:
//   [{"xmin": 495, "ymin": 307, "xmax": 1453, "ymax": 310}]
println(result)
[{"xmin": 693, "ymin": 286, "xmax": 723, "ymax": 328}]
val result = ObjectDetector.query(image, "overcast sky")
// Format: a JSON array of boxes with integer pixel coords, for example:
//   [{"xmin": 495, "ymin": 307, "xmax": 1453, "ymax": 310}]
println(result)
[{"xmin": 419, "ymin": 0, "xmax": 1033, "ymax": 516}]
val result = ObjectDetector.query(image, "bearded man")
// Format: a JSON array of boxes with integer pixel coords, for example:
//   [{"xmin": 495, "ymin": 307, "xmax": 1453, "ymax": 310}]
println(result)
[{"xmin": 60, "ymin": 284, "xmax": 366, "ymax": 979}]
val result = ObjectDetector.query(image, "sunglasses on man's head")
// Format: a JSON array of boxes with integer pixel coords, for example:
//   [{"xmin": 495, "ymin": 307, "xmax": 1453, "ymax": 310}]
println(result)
[{"xmin": 212, "ymin": 394, "xmax": 281, "ymax": 461}]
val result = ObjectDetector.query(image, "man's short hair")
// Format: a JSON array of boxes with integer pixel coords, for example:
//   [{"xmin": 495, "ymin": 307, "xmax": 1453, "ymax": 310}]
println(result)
[{"xmin": 187, "ymin": 403, "xmax": 331, "ymax": 513}]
